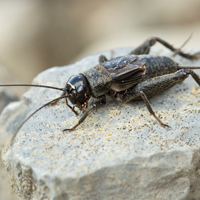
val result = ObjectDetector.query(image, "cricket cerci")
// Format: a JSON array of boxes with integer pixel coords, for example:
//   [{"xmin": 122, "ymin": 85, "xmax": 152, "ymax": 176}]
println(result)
[{"xmin": 1, "ymin": 37, "xmax": 200, "ymax": 144}]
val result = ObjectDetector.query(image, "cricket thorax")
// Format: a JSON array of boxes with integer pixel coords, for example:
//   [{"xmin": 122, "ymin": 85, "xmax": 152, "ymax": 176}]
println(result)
[{"xmin": 81, "ymin": 64, "xmax": 113, "ymax": 98}]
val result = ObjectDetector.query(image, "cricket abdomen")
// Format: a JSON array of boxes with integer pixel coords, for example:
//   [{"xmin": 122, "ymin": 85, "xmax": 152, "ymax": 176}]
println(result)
[{"xmin": 138, "ymin": 55, "xmax": 179, "ymax": 81}]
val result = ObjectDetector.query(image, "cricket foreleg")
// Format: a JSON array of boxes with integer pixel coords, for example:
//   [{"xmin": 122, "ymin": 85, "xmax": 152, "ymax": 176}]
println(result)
[
  {"xmin": 63, "ymin": 95, "xmax": 106, "ymax": 132},
  {"xmin": 52, "ymin": 96, "xmax": 78, "ymax": 116}
]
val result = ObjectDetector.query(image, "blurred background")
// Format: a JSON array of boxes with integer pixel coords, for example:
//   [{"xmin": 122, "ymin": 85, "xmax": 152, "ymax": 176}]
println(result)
[
  {"xmin": 0, "ymin": 0, "xmax": 200, "ymax": 199},
  {"xmin": 1, "ymin": 0, "xmax": 200, "ymax": 88}
]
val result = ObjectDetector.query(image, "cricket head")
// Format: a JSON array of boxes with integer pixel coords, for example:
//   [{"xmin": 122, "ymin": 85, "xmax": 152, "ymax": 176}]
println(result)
[{"xmin": 66, "ymin": 75, "xmax": 91, "ymax": 107}]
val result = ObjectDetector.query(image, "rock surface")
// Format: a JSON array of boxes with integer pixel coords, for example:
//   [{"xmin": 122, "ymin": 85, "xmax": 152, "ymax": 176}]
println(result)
[
  {"xmin": 0, "ymin": 63, "xmax": 21, "ymax": 200},
  {"xmin": 0, "ymin": 89, "xmax": 18, "ymax": 113},
  {"xmin": 1, "ymin": 47, "xmax": 200, "ymax": 200},
  {"xmin": 0, "ymin": 89, "xmax": 18, "ymax": 200}
]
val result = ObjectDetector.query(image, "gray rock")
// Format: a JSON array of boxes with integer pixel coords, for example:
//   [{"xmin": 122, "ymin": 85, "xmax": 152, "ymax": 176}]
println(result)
[
  {"xmin": 0, "ymin": 89, "xmax": 18, "ymax": 113},
  {"xmin": 1, "ymin": 47, "xmax": 200, "ymax": 200},
  {"xmin": 0, "ymin": 89, "xmax": 19, "ymax": 200},
  {"xmin": 0, "ymin": 63, "xmax": 22, "ymax": 200}
]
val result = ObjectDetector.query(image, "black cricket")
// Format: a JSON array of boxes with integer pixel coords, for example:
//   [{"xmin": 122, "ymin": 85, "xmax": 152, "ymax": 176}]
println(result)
[{"xmin": 1, "ymin": 37, "xmax": 200, "ymax": 144}]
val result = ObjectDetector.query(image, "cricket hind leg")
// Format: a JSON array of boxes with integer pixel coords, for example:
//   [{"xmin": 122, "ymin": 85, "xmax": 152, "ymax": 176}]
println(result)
[
  {"xmin": 138, "ymin": 69, "xmax": 200, "ymax": 127},
  {"xmin": 130, "ymin": 37, "xmax": 200, "ymax": 60},
  {"xmin": 99, "ymin": 55, "xmax": 108, "ymax": 64},
  {"xmin": 107, "ymin": 69, "xmax": 197, "ymax": 128},
  {"xmin": 180, "ymin": 68, "xmax": 200, "ymax": 86},
  {"xmin": 99, "ymin": 50, "xmax": 115, "ymax": 64}
]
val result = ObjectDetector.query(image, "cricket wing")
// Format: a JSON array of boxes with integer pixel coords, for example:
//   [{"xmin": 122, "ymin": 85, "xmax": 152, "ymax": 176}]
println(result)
[{"xmin": 101, "ymin": 55, "xmax": 146, "ymax": 91}]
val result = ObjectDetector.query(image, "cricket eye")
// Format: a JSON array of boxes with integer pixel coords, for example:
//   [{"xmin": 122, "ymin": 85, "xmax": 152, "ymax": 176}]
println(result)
[
  {"xmin": 71, "ymin": 90, "xmax": 77, "ymax": 96},
  {"xmin": 77, "ymin": 85, "xmax": 86, "ymax": 97}
]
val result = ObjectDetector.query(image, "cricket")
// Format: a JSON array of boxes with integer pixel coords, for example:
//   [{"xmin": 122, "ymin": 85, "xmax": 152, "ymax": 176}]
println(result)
[{"xmin": 1, "ymin": 36, "xmax": 200, "ymax": 144}]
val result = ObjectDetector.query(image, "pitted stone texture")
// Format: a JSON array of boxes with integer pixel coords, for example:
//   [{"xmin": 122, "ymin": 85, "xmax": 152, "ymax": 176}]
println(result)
[{"xmin": 1, "ymin": 47, "xmax": 200, "ymax": 200}]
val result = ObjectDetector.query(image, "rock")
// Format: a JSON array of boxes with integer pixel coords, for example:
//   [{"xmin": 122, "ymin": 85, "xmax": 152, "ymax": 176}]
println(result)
[
  {"xmin": 1, "ymin": 47, "xmax": 200, "ymax": 200},
  {"xmin": 0, "ymin": 63, "xmax": 21, "ymax": 200},
  {"xmin": 0, "ymin": 89, "xmax": 18, "ymax": 113},
  {"xmin": 0, "ymin": 89, "xmax": 19, "ymax": 200}
]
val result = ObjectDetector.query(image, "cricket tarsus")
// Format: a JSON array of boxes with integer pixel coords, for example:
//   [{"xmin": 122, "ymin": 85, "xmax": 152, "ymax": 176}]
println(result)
[{"xmin": 139, "ymin": 90, "xmax": 171, "ymax": 129}]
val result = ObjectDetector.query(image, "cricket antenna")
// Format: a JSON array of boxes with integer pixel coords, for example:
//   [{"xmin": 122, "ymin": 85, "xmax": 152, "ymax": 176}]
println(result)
[
  {"xmin": 173, "ymin": 33, "xmax": 193, "ymax": 57},
  {"xmin": 171, "ymin": 34, "xmax": 200, "ymax": 60},
  {"xmin": 0, "ymin": 84, "xmax": 65, "ymax": 91},
  {"xmin": 9, "ymin": 94, "xmax": 71, "ymax": 146}
]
